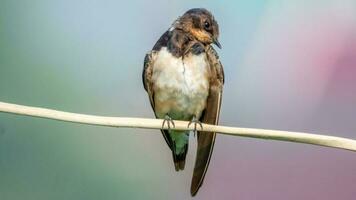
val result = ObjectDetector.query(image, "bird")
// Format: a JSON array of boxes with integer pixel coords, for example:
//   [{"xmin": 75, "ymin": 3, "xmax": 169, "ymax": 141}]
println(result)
[{"xmin": 142, "ymin": 8, "xmax": 224, "ymax": 196}]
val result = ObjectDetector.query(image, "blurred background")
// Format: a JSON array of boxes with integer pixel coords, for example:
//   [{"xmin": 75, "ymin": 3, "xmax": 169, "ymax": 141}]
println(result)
[{"xmin": 1, "ymin": 0, "xmax": 356, "ymax": 199}]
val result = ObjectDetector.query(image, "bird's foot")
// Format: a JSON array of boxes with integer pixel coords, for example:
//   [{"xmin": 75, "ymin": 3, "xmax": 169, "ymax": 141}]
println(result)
[
  {"xmin": 162, "ymin": 115, "xmax": 175, "ymax": 130},
  {"xmin": 188, "ymin": 116, "xmax": 203, "ymax": 137}
]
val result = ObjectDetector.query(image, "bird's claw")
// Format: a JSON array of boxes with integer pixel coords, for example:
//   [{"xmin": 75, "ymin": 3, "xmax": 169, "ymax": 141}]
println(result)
[
  {"xmin": 188, "ymin": 117, "xmax": 203, "ymax": 136},
  {"xmin": 162, "ymin": 115, "xmax": 175, "ymax": 130}
]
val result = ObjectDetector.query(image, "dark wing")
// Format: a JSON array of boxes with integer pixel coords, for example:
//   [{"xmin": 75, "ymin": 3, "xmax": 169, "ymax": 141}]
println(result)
[
  {"xmin": 142, "ymin": 50, "xmax": 174, "ymax": 151},
  {"xmin": 142, "ymin": 51, "xmax": 156, "ymax": 109},
  {"xmin": 191, "ymin": 46, "xmax": 224, "ymax": 196}
]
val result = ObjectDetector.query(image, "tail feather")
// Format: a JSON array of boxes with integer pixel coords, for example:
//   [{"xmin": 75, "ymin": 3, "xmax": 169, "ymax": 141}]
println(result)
[
  {"xmin": 190, "ymin": 131, "xmax": 216, "ymax": 195},
  {"xmin": 172, "ymin": 143, "xmax": 188, "ymax": 171}
]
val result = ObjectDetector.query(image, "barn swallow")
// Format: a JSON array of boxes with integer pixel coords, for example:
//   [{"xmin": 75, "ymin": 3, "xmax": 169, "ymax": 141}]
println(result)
[{"xmin": 142, "ymin": 8, "xmax": 224, "ymax": 196}]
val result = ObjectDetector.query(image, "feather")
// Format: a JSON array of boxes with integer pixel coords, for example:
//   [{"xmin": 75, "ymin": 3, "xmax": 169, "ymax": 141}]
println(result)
[{"xmin": 191, "ymin": 46, "xmax": 224, "ymax": 196}]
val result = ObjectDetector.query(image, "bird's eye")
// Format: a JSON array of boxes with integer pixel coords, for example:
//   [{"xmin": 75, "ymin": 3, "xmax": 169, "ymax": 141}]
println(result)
[{"xmin": 204, "ymin": 21, "xmax": 210, "ymax": 30}]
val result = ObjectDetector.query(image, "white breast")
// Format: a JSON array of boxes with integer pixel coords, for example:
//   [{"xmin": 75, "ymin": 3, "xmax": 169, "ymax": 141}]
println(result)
[{"xmin": 152, "ymin": 47, "xmax": 210, "ymax": 119}]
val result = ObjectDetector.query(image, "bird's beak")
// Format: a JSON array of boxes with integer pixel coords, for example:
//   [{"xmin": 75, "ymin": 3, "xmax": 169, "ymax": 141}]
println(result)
[{"xmin": 213, "ymin": 39, "xmax": 222, "ymax": 49}]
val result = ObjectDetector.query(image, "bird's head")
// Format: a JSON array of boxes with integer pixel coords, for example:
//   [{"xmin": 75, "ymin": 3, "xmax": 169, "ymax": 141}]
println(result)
[{"xmin": 175, "ymin": 8, "xmax": 221, "ymax": 48}]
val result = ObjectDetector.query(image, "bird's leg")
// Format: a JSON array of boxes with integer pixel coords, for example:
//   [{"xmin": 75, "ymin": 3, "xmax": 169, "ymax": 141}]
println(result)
[
  {"xmin": 162, "ymin": 114, "xmax": 175, "ymax": 130},
  {"xmin": 188, "ymin": 116, "xmax": 203, "ymax": 136}
]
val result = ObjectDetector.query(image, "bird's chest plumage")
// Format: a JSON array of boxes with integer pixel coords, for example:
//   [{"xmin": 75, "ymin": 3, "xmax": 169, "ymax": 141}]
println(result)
[{"xmin": 152, "ymin": 47, "xmax": 210, "ymax": 119}]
